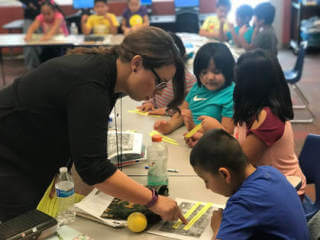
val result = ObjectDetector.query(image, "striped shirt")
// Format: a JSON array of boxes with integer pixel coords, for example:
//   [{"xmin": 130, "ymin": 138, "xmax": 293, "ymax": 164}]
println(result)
[{"xmin": 152, "ymin": 70, "xmax": 196, "ymax": 108}]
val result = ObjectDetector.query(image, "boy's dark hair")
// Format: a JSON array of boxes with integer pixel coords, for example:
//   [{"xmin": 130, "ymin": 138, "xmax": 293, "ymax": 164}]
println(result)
[
  {"xmin": 233, "ymin": 49, "xmax": 293, "ymax": 126},
  {"xmin": 190, "ymin": 129, "xmax": 248, "ymax": 175},
  {"xmin": 193, "ymin": 42, "xmax": 235, "ymax": 89},
  {"xmin": 236, "ymin": 4, "xmax": 253, "ymax": 21},
  {"xmin": 216, "ymin": 0, "xmax": 231, "ymax": 10},
  {"xmin": 94, "ymin": 0, "xmax": 107, "ymax": 4},
  {"xmin": 254, "ymin": 2, "xmax": 275, "ymax": 25},
  {"xmin": 168, "ymin": 32, "xmax": 186, "ymax": 59}
]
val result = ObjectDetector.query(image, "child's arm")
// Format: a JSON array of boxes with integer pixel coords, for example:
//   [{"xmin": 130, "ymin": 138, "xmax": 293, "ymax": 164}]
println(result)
[
  {"xmin": 228, "ymin": 23, "xmax": 242, "ymax": 47},
  {"xmin": 153, "ymin": 101, "xmax": 188, "ymax": 135},
  {"xmin": 199, "ymin": 29, "xmax": 220, "ymax": 39},
  {"xmin": 211, "ymin": 209, "xmax": 223, "ymax": 240},
  {"xmin": 241, "ymin": 23, "xmax": 261, "ymax": 50},
  {"xmin": 25, "ymin": 19, "xmax": 40, "ymax": 41},
  {"xmin": 199, "ymin": 116, "xmax": 234, "ymax": 135},
  {"xmin": 218, "ymin": 19, "xmax": 229, "ymax": 42},
  {"xmin": 143, "ymin": 15, "xmax": 150, "ymax": 27},
  {"xmin": 121, "ymin": 18, "xmax": 131, "ymax": 35},
  {"xmin": 40, "ymin": 17, "xmax": 63, "ymax": 41},
  {"xmin": 238, "ymin": 110, "xmax": 268, "ymax": 165},
  {"xmin": 81, "ymin": 15, "xmax": 91, "ymax": 35},
  {"xmin": 105, "ymin": 14, "xmax": 117, "ymax": 34}
]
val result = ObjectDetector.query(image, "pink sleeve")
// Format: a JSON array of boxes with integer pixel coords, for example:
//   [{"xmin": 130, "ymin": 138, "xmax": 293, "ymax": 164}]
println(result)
[
  {"xmin": 55, "ymin": 12, "xmax": 64, "ymax": 20},
  {"xmin": 248, "ymin": 107, "xmax": 285, "ymax": 146},
  {"xmin": 36, "ymin": 14, "xmax": 44, "ymax": 23}
]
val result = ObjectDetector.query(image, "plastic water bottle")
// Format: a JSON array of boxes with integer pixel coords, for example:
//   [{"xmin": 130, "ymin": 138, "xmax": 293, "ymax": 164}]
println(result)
[
  {"xmin": 147, "ymin": 135, "xmax": 168, "ymax": 186},
  {"xmin": 70, "ymin": 22, "xmax": 78, "ymax": 35},
  {"xmin": 55, "ymin": 167, "xmax": 76, "ymax": 225}
]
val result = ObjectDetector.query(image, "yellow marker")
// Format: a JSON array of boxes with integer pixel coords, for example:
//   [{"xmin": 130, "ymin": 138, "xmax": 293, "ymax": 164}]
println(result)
[
  {"xmin": 183, "ymin": 203, "xmax": 213, "ymax": 231},
  {"xmin": 185, "ymin": 123, "xmax": 202, "ymax": 139},
  {"xmin": 172, "ymin": 202, "xmax": 201, "ymax": 229}
]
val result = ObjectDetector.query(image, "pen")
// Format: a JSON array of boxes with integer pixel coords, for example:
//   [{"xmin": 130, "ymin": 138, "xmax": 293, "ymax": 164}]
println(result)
[{"xmin": 144, "ymin": 166, "xmax": 179, "ymax": 173}]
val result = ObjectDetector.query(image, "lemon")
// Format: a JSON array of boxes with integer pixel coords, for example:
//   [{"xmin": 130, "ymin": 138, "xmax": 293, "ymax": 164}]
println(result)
[{"xmin": 127, "ymin": 212, "xmax": 148, "ymax": 233}]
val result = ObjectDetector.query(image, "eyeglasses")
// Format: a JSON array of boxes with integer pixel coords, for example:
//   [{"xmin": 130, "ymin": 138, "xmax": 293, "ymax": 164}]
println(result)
[{"xmin": 151, "ymin": 68, "xmax": 167, "ymax": 91}]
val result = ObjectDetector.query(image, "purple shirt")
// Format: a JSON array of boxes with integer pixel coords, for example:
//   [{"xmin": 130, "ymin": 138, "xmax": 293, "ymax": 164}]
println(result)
[{"xmin": 122, "ymin": 6, "xmax": 148, "ymax": 28}]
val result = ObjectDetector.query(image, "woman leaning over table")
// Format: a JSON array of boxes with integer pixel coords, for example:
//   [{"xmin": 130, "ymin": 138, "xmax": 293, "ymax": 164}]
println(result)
[{"xmin": 0, "ymin": 26, "xmax": 187, "ymax": 224}]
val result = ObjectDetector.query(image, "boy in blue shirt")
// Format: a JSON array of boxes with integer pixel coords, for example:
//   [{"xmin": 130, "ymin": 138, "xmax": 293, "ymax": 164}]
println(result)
[
  {"xmin": 227, "ymin": 4, "xmax": 254, "ymax": 48},
  {"xmin": 190, "ymin": 129, "xmax": 309, "ymax": 240}
]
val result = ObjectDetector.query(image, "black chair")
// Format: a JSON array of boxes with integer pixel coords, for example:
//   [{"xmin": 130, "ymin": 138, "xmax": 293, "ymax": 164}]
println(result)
[
  {"xmin": 299, "ymin": 134, "xmax": 320, "ymax": 221},
  {"xmin": 284, "ymin": 41, "xmax": 314, "ymax": 123},
  {"xmin": 175, "ymin": 11, "xmax": 199, "ymax": 33}
]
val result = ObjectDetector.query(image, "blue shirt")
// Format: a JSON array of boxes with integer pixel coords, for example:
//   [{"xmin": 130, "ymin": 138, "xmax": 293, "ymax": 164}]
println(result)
[
  {"xmin": 227, "ymin": 25, "xmax": 254, "ymax": 44},
  {"xmin": 217, "ymin": 166, "xmax": 309, "ymax": 240},
  {"xmin": 185, "ymin": 82, "xmax": 234, "ymax": 124},
  {"xmin": 122, "ymin": 6, "xmax": 148, "ymax": 28}
]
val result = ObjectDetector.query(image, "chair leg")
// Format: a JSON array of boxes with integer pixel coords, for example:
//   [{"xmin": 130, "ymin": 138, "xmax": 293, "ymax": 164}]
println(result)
[{"xmin": 291, "ymin": 84, "xmax": 314, "ymax": 123}]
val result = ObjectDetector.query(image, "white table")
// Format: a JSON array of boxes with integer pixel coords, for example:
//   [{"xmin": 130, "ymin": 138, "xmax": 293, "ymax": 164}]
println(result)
[{"xmin": 0, "ymin": 33, "xmax": 124, "ymax": 86}]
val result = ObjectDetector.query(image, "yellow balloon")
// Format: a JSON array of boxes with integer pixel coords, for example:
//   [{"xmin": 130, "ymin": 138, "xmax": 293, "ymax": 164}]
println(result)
[{"xmin": 127, "ymin": 212, "xmax": 148, "ymax": 233}]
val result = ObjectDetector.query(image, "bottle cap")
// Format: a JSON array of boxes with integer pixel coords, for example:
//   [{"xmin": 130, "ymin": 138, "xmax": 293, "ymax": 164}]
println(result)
[
  {"xmin": 59, "ymin": 167, "xmax": 68, "ymax": 173},
  {"xmin": 152, "ymin": 135, "xmax": 162, "ymax": 142}
]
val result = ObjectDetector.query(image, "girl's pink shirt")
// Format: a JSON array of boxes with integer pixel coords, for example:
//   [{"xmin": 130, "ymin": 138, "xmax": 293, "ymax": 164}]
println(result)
[
  {"xmin": 36, "ymin": 12, "xmax": 69, "ymax": 36},
  {"xmin": 234, "ymin": 107, "xmax": 306, "ymax": 196}
]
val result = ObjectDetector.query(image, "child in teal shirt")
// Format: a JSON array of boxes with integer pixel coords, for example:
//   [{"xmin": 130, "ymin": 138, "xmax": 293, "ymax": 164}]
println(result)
[
  {"xmin": 154, "ymin": 42, "xmax": 235, "ymax": 135},
  {"xmin": 227, "ymin": 4, "xmax": 254, "ymax": 47}
]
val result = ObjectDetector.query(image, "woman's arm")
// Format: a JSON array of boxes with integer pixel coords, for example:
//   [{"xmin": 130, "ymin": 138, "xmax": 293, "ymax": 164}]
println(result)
[
  {"xmin": 94, "ymin": 170, "xmax": 187, "ymax": 223},
  {"xmin": 41, "ymin": 17, "xmax": 63, "ymax": 41}
]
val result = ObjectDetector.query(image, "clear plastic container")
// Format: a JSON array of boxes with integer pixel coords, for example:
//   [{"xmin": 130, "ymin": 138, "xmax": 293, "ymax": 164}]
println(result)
[
  {"xmin": 147, "ymin": 135, "xmax": 168, "ymax": 186},
  {"xmin": 55, "ymin": 167, "xmax": 76, "ymax": 225}
]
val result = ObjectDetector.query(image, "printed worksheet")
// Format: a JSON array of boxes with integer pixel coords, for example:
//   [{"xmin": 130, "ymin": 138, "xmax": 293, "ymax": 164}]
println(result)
[{"xmin": 148, "ymin": 198, "xmax": 225, "ymax": 240}]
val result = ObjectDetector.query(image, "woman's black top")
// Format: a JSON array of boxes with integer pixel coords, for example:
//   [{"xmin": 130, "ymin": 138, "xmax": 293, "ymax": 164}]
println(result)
[{"xmin": 0, "ymin": 54, "xmax": 119, "ymax": 193}]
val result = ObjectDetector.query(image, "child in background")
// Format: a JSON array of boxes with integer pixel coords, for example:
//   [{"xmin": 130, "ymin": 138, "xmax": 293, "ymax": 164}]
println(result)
[
  {"xmin": 154, "ymin": 43, "xmax": 235, "ymax": 135},
  {"xmin": 245, "ymin": 2, "xmax": 278, "ymax": 55},
  {"xmin": 25, "ymin": 0, "xmax": 68, "ymax": 42},
  {"xmin": 137, "ymin": 32, "xmax": 196, "ymax": 115},
  {"xmin": 227, "ymin": 4, "xmax": 254, "ymax": 48},
  {"xmin": 81, "ymin": 0, "xmax": 118, "ymax": 35},
  {"xmin": 121, "ymin": 0, "xmax": 150, "ymax": 35},
  {"xmin": 190, "ymin": 129, "xmax": 309, "ymax": 239},
  {"xmin": 188, "ymin": 49, "xmax": 307, "ymax": 198},
  {"xmin": 199, "ymin": 0, "xmax": 231, "ymax": 41}
]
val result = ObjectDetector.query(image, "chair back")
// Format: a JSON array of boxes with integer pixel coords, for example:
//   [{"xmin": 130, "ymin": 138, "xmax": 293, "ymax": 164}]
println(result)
[
  {"xmin": 175, "ymin": 12, "xmax": 199, "ymax": 33},
  {"xmin": 293, "ymin": 41, "xmax": 308, "ymax": 80},
  {"xmin": 299, "ymin": 133, "xmax": 320, "ymax": 207}
]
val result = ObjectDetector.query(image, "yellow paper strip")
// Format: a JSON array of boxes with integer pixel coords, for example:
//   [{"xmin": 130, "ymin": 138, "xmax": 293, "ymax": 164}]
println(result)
[
  {"xmin": 185, "ymin": 123, "xmax": 202, "ymax": 139},
  {"xmin": 150, "ymin": 130, "xmax": 179, "ymax": 145},
  {"xmin": 128, "ymin": 109, "xmax": 149, "ymax": 116},
  {"xmin": 172, "ymin": 202, "xmax": 201, "ymax": 229},
  {"xmin": 183, "ymin": 203, "xmax": 213, "ymax": 231}
]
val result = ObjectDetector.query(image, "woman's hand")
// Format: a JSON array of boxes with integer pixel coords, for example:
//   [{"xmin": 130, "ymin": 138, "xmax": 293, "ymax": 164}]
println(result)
[
  {"xmin": 149, "ymin": 195, "xmax": 187, "ymax": 224},
  {"xmin": 184, "ymin": 131, "xmax": 203, "ymax": 148},
  {"xmin": 154, "ymin": 120, "xmax": 173, "ymax": 135},
  {"xmin": 211, "ymin": 208, "xmax": 223, "ymax": 239},
  {"xmin": 137, "ymin": 102, "xmax": 154, "ymax": 112},
  {"xmin": 181, "ymin": 109, "xmax": 195, "ymax": 131}
]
